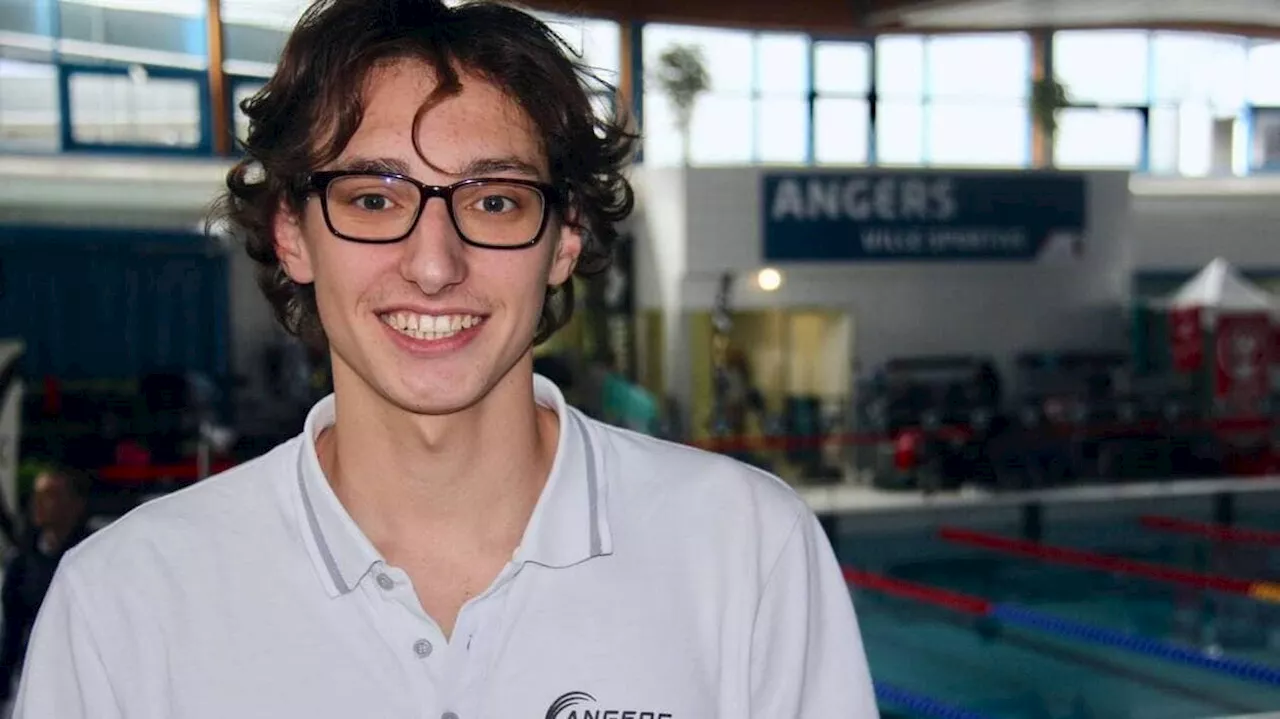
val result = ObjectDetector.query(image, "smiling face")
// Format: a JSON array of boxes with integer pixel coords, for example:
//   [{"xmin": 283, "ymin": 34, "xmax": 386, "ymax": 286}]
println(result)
[{"xmin": 274, "ymin": 59, "xmax": 581, "ymax": 416}]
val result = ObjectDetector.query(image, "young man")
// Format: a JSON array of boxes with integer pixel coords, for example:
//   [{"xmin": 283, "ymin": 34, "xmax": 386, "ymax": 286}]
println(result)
[{"xmin": 16, "ymin": 1, "xmax": 879, "ymax": 717}]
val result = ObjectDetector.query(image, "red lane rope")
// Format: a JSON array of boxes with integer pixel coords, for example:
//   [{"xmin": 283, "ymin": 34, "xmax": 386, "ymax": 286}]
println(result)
[
  {"xmin": 842, "ymin": 566, "xmax": 993, "ymax": 616},
  {"xmin": 1139, "ymin": 515, "xmax": 1280, "ymax": 548},
  {"xmin": 937, "ymin": 527, "xmax": 1256, "ymax": 595}
]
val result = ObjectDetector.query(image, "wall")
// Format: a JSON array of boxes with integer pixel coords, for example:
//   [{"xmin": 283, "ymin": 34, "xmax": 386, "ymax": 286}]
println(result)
[
  {"xmin": 1130, "ymin": 176, "xmax": 1280, "ymax": 272},
  {"xmin": 634, "ymin": 166, "xmax": 1135, "ymax": 412},
  {"xmin": 0, "ymin": 156, "xmax": 280, "ymax": 396}
]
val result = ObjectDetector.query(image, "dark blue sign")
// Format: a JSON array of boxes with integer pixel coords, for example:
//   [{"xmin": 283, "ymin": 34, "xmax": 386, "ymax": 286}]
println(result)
[{"xmin": 762, "ymin": 172, "xmax": 1088, "ymax": 262}]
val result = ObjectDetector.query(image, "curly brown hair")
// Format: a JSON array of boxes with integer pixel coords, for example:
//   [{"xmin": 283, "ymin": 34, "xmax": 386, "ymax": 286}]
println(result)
[{"xmin": 211, "ymin": 0, "xmax": 637, "ymax": 349}]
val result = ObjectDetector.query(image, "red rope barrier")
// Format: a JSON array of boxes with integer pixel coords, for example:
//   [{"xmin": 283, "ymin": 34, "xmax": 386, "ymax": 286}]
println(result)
[
  {"xmin": 842, "ymin": 566, "xmax": 993, "ymax": 616},
  {"xmin": 937, "ymin": 527, "xmax": 1256, "ymax": 595},
  {"xmin": 1139, "ymin": 515, "xmax": 1280, "ymax": 548}
]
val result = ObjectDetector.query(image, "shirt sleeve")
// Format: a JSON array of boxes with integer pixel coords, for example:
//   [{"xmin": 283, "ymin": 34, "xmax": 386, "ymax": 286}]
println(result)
[
  {"xmin": 749, "ymin": 511, "xmax": 880, "ymax": 719},
  {"xmin": 12, "ymin": 565, "xmax": 123, "ymax": 719}
]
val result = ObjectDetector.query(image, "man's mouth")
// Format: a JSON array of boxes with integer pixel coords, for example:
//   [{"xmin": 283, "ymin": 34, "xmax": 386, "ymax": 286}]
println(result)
[{"xmin": 379, "ymin": 312, "xmax": 485, "ymax": 341}]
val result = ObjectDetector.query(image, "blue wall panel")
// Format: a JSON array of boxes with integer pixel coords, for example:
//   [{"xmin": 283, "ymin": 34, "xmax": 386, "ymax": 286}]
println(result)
[{"xmin": 0, "ymin": 225, "xmax": 230, "ymax": 382}]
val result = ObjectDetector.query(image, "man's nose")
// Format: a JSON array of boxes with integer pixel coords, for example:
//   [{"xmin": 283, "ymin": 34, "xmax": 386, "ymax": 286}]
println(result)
[{"xmin": 398, "ymin": 199, "xmax": 468, "ymax": 295}]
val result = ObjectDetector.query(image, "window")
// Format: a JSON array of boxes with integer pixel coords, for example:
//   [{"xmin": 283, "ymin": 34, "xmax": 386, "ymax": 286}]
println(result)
[
  {"xmin": 0, "ymin": 58, "xmax": 60, "ymax": 151},
  {"xmin": 813, "ymin": 40, "xmax": 871, "ymax": 165},
  {"xmin": 1053, "ymin": 30, "xmax": 1149, "ymax": 105},
  {"xmin": 876, "ymin": 101, "xmax": 924, "ymax": 165},
  {"xmin": 927, "ymin": 103, "xmax": 1029, "ymax": 167},
  {"xmin": 57, "ymin": 0, "xmax": 208, "ymax": 69},
  {"xmin": 535, "ymin": 13, "xmax": 621, "ymax": 88},
  {"xmin": 0, "ymin": 0, "xmax": 58, "ymax": 37},
  {"xmin": 642, "ymin": 25, "xmax": 808, "ymax": 165},
  {"xmin": 1247, "ymin": 41, "xmax": 1280, "ymax": 106},
  {"xmin": 68, "ymin": 69, "xmax": 203, "ymax": 147},
  {"xmin": 927, "ymin": 33, "xmax": 1029, "ymax": 101},
  {"xmin": 1054, "ymin": 108, "xmax": 1144, "ymax": 169},
  {"xmin": 1251, "ymin": 109, "xmax": 1280, "ymax": 171},
  {"xmin": 876, "ymin": 35, "xmax": 924, "ymax": 100},
  {"xmin": 220, "ymin": 0, "xmax": 305, "ymax": 75},
  {"xmin": 1145, "ymin": 33, "xmax": 1248, "ymax": 176},
  {"xmin": 874, "ymin": 32, "xmax": 1029, "ymax": 167}
]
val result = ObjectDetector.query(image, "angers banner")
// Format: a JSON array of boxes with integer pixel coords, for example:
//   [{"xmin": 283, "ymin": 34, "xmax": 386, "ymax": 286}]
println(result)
[{"xmin": 762, "ymin": 172, "xmax": 1088, "ymax": 263}]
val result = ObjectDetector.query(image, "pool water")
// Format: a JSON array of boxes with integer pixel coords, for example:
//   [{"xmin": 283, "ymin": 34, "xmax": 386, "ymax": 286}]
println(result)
[{"xmin": 836, "ymin": 518, "xmax": 1280, "ymax": 719}]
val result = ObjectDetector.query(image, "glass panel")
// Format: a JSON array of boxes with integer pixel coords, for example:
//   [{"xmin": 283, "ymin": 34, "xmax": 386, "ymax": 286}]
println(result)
[
  {"xmin": 927, "ymin": 33, "xmax": 1031, "ymax": 101},
  {"xmin": 0, "ymin": 58, "xmax": 59, "ymax": 151},
  {"xmin": 641, "ymin": 90, "xmax": 682, "ymax": 166},
  {"xmin": 0, "ymin": 0, "xmax": 56, "ymax": 36},
  {"xmin": 1149, "ymin": 103, "xmax": 1240, "ymax": 176},
  {"xmin": 756, "ymin": 96, "xmax": 807, "ymax": 163},
  {"xmin": 876, "ymin": 100, "xmax": 924, "ymax": 164},
  {"xmin": 689, "ymin": 94, "xmax": 753, "ymax": 164},
  {"xmin": 1151, "ymin": 32, "xmax": 1247, "ymax": 111},
  {"xmin": 1247, "ymin": 41, "xmax": 1280, "ymax": 105},
  {"xmin": 68, "ymin": 71, "xmax": 201, "ymax": 146},
  {"xmin": 644, "ymin": 24, "xmax": 754, "ymax": 95},
  {"xmin": 1250, "ymin": 108, "xmax": 1280, "ymax": 171},
  {"xmin": 1054, "ymin": 107, "xmax": 1144, "ymax": 169},
  {"xmin": 1053, "ymin": 30, "xmax": 1149, "ymax": 105},
  {"xmin": 927, "ymin": 102, "xmax": 1028, "ymax": 167},
  {"xmin": 58, "ymin": 0, "xmax": 207, "ymax": 68},
  {"xmin": 814, "ymin": 97, "xmax": 869, "ymax": 165},
  {"xmin": 537, "ymin": 13, "xmax": 620, "ymax": 86},
  {"xmin": 756, "ymin": 32, "xmax": 808, "ymax": 95},
  {"xmin": 814, "ymin": 41, "xmax": 871, "ymax": 95},
  {"xmin": 876, "ymin": 35, "xmax": 925, "ymax": 100},
  {"xmin": 220, "ymin": 0, "xmax": 306, "ymax": 70}
]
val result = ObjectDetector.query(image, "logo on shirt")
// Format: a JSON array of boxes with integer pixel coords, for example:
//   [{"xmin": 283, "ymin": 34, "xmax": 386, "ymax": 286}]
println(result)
[{"xmin": 545, "ymin": 691, "xmax": 672, "ymax": 719}]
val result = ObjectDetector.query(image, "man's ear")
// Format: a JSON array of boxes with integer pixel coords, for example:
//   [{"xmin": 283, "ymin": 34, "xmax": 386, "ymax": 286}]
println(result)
[
  {"xmin": 548, "ymin": 220, "xmax": 584, "ymax": 287},
  {"xmin": 274, "ymin": 203, "xmax": 315, "ymax": 284}
]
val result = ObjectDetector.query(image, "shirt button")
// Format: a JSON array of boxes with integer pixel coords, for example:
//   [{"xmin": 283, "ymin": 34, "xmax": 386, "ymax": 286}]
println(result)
[
  {"xmin": 413, "ymin": 639, "xmax": 433, "ymax": 658},
  {"xmin": 376, "ymin": 573, "xmax": 394, "ymax": 591}
]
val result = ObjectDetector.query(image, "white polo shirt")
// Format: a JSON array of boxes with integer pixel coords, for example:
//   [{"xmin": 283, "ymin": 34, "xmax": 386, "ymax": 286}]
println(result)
[{"xmin": 15, "ymin": 376, "xmax": 878, "ymax": 719}]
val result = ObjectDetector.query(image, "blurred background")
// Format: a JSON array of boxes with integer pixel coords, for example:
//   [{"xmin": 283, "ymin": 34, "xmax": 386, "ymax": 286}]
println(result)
[{"xmin": 2, "ymin": 0, "xmax": 1280, "ymax": 717}]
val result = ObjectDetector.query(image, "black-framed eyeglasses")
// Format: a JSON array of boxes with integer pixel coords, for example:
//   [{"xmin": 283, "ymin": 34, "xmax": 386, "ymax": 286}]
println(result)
[{"xmin": 306, "ymin": 171, "xmax": 562, "ymax": 249}]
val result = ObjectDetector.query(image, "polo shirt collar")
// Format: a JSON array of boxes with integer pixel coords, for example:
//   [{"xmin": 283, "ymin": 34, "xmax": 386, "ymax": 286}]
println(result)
[{"xmin": 294, "ymin": 374, "xmax": 613, "ymax": 598}]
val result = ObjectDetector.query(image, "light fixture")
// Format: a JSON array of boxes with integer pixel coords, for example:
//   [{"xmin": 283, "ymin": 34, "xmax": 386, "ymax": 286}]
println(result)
[{"xmin": 757, "ymin": 267, "xmax": 782, "ymax": 292}]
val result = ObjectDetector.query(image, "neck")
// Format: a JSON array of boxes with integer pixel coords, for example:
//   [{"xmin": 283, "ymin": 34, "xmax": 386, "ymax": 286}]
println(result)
[{"xmin": 316, "ymin": 362, "xmax": 558, "ymax": 560}]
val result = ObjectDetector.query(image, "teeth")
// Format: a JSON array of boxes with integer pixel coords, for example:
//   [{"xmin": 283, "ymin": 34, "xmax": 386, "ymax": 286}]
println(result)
[{"xmin": 381, "ymin": 312, "xmax": 482, "ymax": 341}]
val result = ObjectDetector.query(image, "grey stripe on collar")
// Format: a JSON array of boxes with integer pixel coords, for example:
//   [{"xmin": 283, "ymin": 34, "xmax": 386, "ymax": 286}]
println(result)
[
  {"xmin": 297, "ymin": 453, "xmax": 350, "ymax": 595},
  {"xmin": 574, "ymin": 413, "xmax": 603, "ymax": 557}
]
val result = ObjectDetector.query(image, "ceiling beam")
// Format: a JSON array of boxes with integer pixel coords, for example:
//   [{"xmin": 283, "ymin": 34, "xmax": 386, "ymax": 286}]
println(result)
[{"xmin": 519, "ymin": 0, "xmax": 1280, "ymax": 34}]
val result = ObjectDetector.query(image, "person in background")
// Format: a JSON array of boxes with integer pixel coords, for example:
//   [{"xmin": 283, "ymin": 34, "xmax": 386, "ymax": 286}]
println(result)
[{"xmin": 0, "ymin": 466, "xmax": 91, "ymax": 702}]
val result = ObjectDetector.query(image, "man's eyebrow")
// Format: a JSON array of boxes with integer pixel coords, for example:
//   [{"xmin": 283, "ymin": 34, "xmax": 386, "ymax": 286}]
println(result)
[
  {"xmin": 333, "ymin": 157, "xmax": 413, "ymax": 176},
  {"xmin": 329, "ymin": 155, "xmax": 544, "ymax": 180},
  {"xmin": 459, "ymin": 156, "xmax": 543, "ymax": 179}
]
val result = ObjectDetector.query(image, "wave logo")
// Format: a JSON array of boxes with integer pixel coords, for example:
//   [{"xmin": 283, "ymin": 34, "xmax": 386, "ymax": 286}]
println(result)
[{"xmin": 544, "ymin": 691, "xmax": 673, "ymax": 719}]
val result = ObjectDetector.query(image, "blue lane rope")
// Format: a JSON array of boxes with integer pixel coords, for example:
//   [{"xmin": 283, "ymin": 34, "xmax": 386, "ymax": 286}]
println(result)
[
  {"xmin": 992, "ymin": 603, "xmax": 1280, "ymax": 687},
  {"xmin": 874, "ymin": 682, "xmax": 998, "ymax": 719}
]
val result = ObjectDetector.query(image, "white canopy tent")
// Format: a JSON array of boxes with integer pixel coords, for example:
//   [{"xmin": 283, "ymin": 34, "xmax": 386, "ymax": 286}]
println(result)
[{"xmin": 1168, "ymin": 257, "xmax": 1277, "ymax": 324}]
